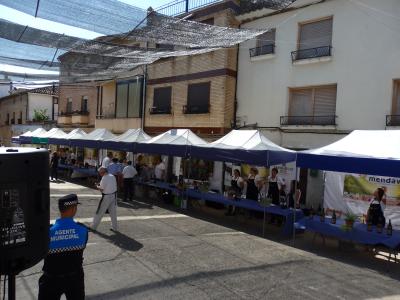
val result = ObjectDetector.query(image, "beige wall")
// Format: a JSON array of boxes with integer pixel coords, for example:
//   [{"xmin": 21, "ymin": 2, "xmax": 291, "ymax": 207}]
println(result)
[
  {"xmin": 95, "ymin": 118, "xmax": 141, "ymax": 133},
  {"xmin": 0, "ymin": 94, "xmax": 28, "ymax": 125}
]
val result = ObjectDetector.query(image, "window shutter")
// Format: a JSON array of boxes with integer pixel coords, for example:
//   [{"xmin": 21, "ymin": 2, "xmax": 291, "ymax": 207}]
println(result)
[
  {"xmin": 153, "ymin": 87, "xmax": 172, "ymax": 110},
  {"xmin": 299, "ymin": 18, "xmax": 333, "ymax": 50},
  {"xmin": 257, "ymin": 29, "xmax": 275, "ymax": 48},
  {"xmin": 289, "ymin": 89, "xmax": 313, "ymax": 116},
  {"xmin": 313, "ymin": 86, "xmax": 337, "ymax": 115},
  {"xmin": 393, "ymin": 81, "xmax": 400, "ymax": 114},
  {"xmin": 187, "ymin": 82, "xmax": 210, "ymax": 113}
]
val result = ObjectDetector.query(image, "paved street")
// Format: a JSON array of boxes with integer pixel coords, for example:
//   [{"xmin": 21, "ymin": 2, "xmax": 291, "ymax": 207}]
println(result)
[{"xmin": 13, "ymin": 181, "xmax": 400, "ymax": 299}]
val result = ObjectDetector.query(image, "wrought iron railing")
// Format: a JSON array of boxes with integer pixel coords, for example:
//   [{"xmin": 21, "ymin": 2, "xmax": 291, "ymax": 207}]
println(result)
[
  {"xmin": 156, "ymin": 0, "xmax": 222, "ymax": 16},
  {"xmin": 386, "ymin": 115, "xmax": 400, "ymax": 126},
  {"xmin": 291, "ymin": 46, "xmax": 332, "ymax": 61},
  {"xmin": 249, "ymin": 44, "xmax": 275, "ymax": 57},
  {"xmin": 280, "ymin": 115, "xmax": 336, "ymax": 126},
  {"xmin": 149, "ymin": 107, "xmax": 171, "ymax": 114},
  {"xmin": 183, "ymin": 104, "xmax": 209, "ymax": 114},
  {"xmin": 17, "ymin": 118, "xmax": 22, "ymax": 124},
  {"xmin": 10, "ymin": 118, "xmax": 15, "ymax": 125},
  {"xmin": 72, "ymin": 110, "xmax": 89, "ymax": 116}
]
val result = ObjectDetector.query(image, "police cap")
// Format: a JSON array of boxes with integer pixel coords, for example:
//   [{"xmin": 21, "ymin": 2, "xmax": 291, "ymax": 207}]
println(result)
[{"xmin": 58, "ymin": 194, "xmax": 80, "ymax": 211}]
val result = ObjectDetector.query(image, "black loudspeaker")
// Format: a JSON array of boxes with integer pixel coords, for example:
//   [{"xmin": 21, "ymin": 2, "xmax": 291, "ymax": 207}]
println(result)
[{"xmin": 0, "ymin": 147, "xmax": 50, "ymax": 275}]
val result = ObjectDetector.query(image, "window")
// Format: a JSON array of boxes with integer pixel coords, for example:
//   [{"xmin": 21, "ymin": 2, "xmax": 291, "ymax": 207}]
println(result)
[
  {"xmin": 293, "ymin": 17, "xmax": 333, "ymax": 60},
  {"xmin": 250, "ymin": 29, "xmax": 275, "ymax": 57},
  {"xmin": 283, "ymin": 85, "xmax": 337, "ymax": 125},
  {"xmin": 18, "ymin": 111, "xmax": 22, "ymax": 124},
  {"xmin": 151, "ymin": 87, "xmax": 172, "ymax": 114},
  {"xmin": 155, "ymin": 43, "xmax": 174, "ymax": 51},
  {"xmin": 81, "ymin": 96, "xmax": 88, "ymax": 113},
  {"xmin": 201, "ymin": 18, "xmax": 214, "ymax": 25},
  {"xmin": 6, "ymin": 113, "xmax": 9, "ymax": 125},
  {"xmin": 185, "ymin": 82, "xmax": 210, "ymax": 114},
  {"xmin": 115, "ymin": 77, "xmax": 143, "ymax": 118},
  {"xmin": 11, "ymin": 112, "xmax": 15, "ymax": 124},
  {"xmin": 66, "ymin": 98, "xmax": 72, "ymax": 113},
  {"xmin": 388, "ymin": 80, "xmax": 400, "ymax": 126}
]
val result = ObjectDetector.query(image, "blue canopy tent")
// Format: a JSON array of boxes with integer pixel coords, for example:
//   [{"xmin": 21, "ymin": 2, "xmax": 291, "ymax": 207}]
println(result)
[
  {"xmin": 136, "ymin": 129, "xmax": 207, "ymax": 157},
  {"xmin": 49, "ymin": 128, "xmax": 87, "ymax": 146},
  {"xmin": 69, "ymin": 128, "xmax": 115, "ymax": 148},
  {"xmin": 103, "ymin": 129, "xmax": 151, "ymax": 152},
  {"xmin": 296, "ymin": 130, "xmax": 400, "ymax": 177},
  {"xmin": 20, "ymin": 127, "xmax": 47, "ymax": 144},
  {"xmin": 32, "ymin": 128, "xmax": 67, "ymax": 144},
  {"xmin": 190, "ymin": 130, "xmax": 296, "ymax": 166}
]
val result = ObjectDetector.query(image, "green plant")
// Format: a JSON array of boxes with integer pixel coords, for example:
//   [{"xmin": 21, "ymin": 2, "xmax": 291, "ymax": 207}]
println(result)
[
  {"xmin": 344, "ymin": 211, "xmax": 358, "ymax": 222},
  {"xmin": 33, "ymin": 109, "xmax": 49, "ymax": 122}
]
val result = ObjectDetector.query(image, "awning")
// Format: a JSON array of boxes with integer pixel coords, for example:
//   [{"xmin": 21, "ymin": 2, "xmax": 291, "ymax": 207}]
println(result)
[
  {"xmin": 32, "ymin": 128, "xmax": 67, "ymax": 144},
  {"xmin": 190, "ymin": 130, "xmax": 296, "ymax": 166},
  {"xmin": 297, "ymin": 130, "xmax": 400, "ymax": 177},
  {"xmin": 136, "ymin": 129, "xmax": 207, "ymax": 157},
  {"xmin": 49, "ymin": 128, "xmax": 87, "ymax": 146},
  {"xmin": 103, "ymin": 129, "xmax": 151, "ymax": 152},
  {"xmin": 20, "ymin": 127, "xmax": 47, "ymax": 144},
  {"xmin": 69, "ymin": 128, "xmax": 115, "ymax": 148}
]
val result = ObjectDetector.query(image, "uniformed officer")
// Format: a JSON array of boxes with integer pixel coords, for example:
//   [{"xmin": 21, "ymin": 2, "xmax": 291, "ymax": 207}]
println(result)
[{"xmin": 38, "ymin": 194, "xmax": 88, "ymax": 300}]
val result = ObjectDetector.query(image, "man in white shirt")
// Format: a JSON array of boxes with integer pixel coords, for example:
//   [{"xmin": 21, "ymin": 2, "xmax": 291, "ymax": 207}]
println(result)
[
  {"xmin": 92, "ymin": 167, "xmax": 118, "ymax": 231},
  {"xmin": 122, "ymin": 161, "xmax": 137, "ymax": 202},
  {"xmin": 101, "ymin": 152, "xmax": 113, "ymax": 169},
  {"xmin": 154, "ymin": 159, "xmax": 166, "ymax": 181}
]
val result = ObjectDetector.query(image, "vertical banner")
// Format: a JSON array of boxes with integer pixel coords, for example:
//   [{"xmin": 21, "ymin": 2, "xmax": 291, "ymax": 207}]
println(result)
[{"xmin": 324, "ymin": 172, "xmax": 400, "ymax": 228}]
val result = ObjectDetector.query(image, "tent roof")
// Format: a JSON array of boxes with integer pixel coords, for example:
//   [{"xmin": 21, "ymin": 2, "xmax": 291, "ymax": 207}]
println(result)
[
  {"xmin": 145, "ymin": 129, "xmax": 207, "ymax": 146},
  {"xmin": 43, "ymin": 128, "xmax": 67, "ymax": 138},
  {"xmin": 65, "ymin": 128, "xmax": 87, "ymax": 139},
  {"xmin": 297, "ymin": 130, "xmax": 400, "ymax": 177},
  {"xmin": 106, "ymin": 129, "xmax": 150, "ymax": 143},
  {"xmin": 72, "ymin": 128, "xmax": 114, "ymax": 141},
  {"xmin": 190, "ymin": 130, "xmax": 295, "ymax": 165},
  {"xmin": 19, "ymin": 130, "xmax": 32, "ymax": 137},
  {"xmin": 29, "ymin": 127, "xmax": 47, "ymax": 136},
  {"xmin": 136, "ymin": 129, "xmax": 207, "ymax": 157}
]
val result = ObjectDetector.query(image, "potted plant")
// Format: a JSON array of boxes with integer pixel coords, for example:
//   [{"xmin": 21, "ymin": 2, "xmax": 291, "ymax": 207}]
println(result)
[{"xmin": 344, "ymin": 212, "xmax": 358, "ymax": 229}]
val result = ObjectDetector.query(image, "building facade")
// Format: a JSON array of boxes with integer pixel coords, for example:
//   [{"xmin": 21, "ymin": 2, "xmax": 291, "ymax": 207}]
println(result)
[
  {"xmin": 236, "ymin": 0, "xmax": 400, "ymax": 149},
  {"xmin": 57, "ymin": 83, "xmax": 98, "ymax": 129},
  {"xmin": 0, "ymin": 86, "xmax": 58, "ymax": 145},
  {"xmin": 144, "ymin": 0, "xmax": 240, "ymax": 138}
]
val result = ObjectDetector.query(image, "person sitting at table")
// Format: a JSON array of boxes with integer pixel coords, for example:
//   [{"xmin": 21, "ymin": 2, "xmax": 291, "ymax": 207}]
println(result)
[
  {"xmin": 267, "ymin": 168, "xmax": 285, "ymax": 205},
  {"xmin": 366, "ymin": 187, "xmax": 386, "ymax": 226},
  {"xmin": 246, "ymin": 167, "xmax": 261, "ymax": 201}
]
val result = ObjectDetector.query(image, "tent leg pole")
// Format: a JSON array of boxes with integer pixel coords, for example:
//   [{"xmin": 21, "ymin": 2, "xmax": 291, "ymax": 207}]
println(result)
[
  {"xmin": 292, "ymin": 164, "xmax": 299, "ymax": 246},
  {"xmin": 263, "ymin": 207, "xmax": 266, "ymax": 237}
]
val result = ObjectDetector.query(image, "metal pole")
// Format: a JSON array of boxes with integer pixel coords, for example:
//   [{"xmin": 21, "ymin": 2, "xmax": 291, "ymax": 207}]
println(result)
[
  {"xmin": 185, "ymin": 0, "xmax": 189, "ymax": 12},
  {"xmin": 292, "ymin": 157, "xmax": 299, "ymax": 246},
  {"xmin": 141, "ymin": 67, "xmax": 147, "ymax": 130}
]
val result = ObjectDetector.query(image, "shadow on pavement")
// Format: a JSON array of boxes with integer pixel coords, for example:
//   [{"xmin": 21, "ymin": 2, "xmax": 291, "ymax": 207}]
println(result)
[
  {"xmin": 92, "ymin": 230, "xmax": 143, "ymax": 252},
  {"xmin": 85, "ymin": 259, "xmax": 309, "ymax": 299},
  {"xmin": 117, "ymin": 200, "xmax": 153, "ymax": 210}
]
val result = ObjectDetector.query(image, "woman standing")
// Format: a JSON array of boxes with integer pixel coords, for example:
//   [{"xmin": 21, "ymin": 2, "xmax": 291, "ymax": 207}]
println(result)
[
  {"xmin": 267, "ymin": 168, "xmax": 285, "ymax": 205},
  {"xmin": 246, "ymin": 167, "xmax": 261, "ymax": 201},
  {"xmin": 231, "ymin": 169, "xmax": 244, "ymax": 195},
  {"xmin": 50, "ymin": 152, "xmax": 59, "ymax": 181},
  {"xmin": 367, "ymin": 187, "xmax": 386, "ymax": 226}
]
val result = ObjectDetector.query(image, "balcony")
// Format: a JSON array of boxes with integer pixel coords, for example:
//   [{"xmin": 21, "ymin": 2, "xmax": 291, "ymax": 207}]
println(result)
[
  {"xmin": 71, "ymin": 110, "xmax": 90, "ymax": 125},
  {"xmin": 291, "ymin": 46, "xmax": 332, "ymax": 62},
  {"xmin": 183, "ymin": 104, "xmax": 209, "ymax": 114},
  {"xmin": 249, "ymin": 44, "xmax": 275, "ymax": 57},
  {"xmin": 280, "ymin": 115, "xmax": 336, "ymax": 126},
  {"xmin": 58, "ymin": 112, "xmax": 72, "ymax": 125},
  {"xmin": 149, "ymin": 106, "xmax": 172, "ymax": 115},
  {"xmin": 95, "ymin": 117, "xmax": 141, "ymax": 132},
  {"xmin": 386, "ymin": 115, "xmax": 400, "ymax": 126}
]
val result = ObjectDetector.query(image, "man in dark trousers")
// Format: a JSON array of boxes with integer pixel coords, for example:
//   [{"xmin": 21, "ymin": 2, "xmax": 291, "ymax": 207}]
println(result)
[{"xmin": 38, "ymin": 194, "xmax": 88, "ymax": 300}]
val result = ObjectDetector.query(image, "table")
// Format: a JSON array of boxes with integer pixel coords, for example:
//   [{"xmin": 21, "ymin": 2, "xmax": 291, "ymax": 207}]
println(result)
[
  {"xmin": 186, "ymin": 189, "xmax": 303, "ymax": 236},
  {"xmin": 297, "ymin": 217, "xmax": 400, "ymax": 260},
  {"xmin": 138, "ymin": 181, "xmax": 303, "ymax": 236},
  {"xmin": 58, "ymin": 164, "xmax": 97, "ymax": 177}
]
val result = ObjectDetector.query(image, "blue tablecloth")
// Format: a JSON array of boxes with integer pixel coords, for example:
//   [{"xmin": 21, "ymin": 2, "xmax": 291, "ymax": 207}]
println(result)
[
  {"xmin": 297, "ymin": 217, "xmax": 400, "ymax": 249},
  {"xmin": 139, "ymin": 181, "xmax": 303, "ymax": 235},
  {"xmin": 58, "ymin": 164, "xmax": 97, "ymax": 176}
]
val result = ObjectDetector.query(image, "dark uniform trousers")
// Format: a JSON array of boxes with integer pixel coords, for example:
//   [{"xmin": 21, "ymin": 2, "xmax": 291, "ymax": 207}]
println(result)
[{"xmin": 39, "ymin": 271, "xmax": 85, "ymax": 300}]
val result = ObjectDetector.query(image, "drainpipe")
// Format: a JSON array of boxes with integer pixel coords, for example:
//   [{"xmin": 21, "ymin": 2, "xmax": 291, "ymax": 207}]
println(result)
[
  {"xmin": 232, "ymin": 23, "xmax": 240, "ymax": 129},
  {"xmin": 141, "ymin": 65, "xmax": 147, "ymax": 130}
]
